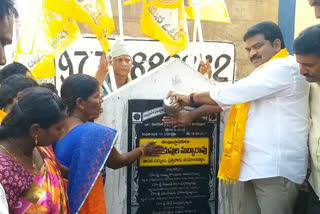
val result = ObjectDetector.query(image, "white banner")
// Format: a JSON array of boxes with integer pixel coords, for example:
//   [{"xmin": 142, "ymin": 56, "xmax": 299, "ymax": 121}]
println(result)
[{"xmin": 55, "ymin": 37, "xmax": 235, "ymax": 90}]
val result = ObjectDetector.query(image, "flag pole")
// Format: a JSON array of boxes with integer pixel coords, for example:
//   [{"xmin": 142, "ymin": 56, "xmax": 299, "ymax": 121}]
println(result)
[
  {"xmin": 182, "ymin": 0, "xmax": 189, "ymax": 43},
  {"xmin": 194, "ymin": 0, "xmax": 203, "ymax": 42},
  {"xmin": 108, "ymin": 0, "xmax": 125, "ymax": 91},
  {"xmin": 192, "ymin": 0, "xmax": 198, "ymax": 42},
  {"xmin": 192, "ymin": 21, "xmax": 198, "ymax": 42},
  {"xmin": 118, "ymin": 0, "xmax": 124, "ymax": 40},
  {"xmin": 193, "ymin": 0, "xmax": 207, "ymax": 79}
]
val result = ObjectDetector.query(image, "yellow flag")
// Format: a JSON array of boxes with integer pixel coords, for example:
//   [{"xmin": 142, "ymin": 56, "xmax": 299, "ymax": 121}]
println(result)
[
  {"xmin": 185, "ymin": 0, "xmax": 231, "ymax": 23},
  {"xmin": 44, "ymin": 0, "xmax": 115, "ymax": 53},
  {"xmin": 16, "ymin": 0, "xmax": 81, "ymax": 79},
  {"xmin": 124, "ymin": 0, "xmax": 142, "ymax": 6},
  {"xmin": 141, "ymin": 0, "xmax": 188, "ymax": 56}
]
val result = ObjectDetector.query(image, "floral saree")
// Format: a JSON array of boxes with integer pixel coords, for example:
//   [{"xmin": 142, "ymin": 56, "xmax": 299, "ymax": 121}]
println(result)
[{"xmin": 0, "ymin": 146, "xmax": 69, "ymax": 213}]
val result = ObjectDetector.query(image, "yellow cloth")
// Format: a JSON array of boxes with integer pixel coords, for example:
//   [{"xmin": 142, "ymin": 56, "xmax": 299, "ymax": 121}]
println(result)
[
  {"xmin": 124, "ymin": 0, "xmax": 141, "ymax": 6},
  {"xmin": 185, "ymin": 0, "xmax": 231, "ymax": 23},
  {"xmin": 218, "ymin": 49, "xmax": 290, "ymax": 184},
  {"xmin": 16, "ymin": 0, "xmax": 81, "ymax": 79},
  {"xmin": 44, "ymin": 0, "xmax": 115, "ymax": 54},
  {"xmin": 140, "ymin": 0, "xmax": 188, "ymax": 56},
  {"xmin": 0, "ymin": 110, "xmax": 7, "ymax": 122}
]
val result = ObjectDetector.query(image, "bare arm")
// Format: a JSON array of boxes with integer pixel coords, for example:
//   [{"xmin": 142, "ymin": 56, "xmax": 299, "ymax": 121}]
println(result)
[
  {"xmin": 163, "ymin": 105, "xmax": 222, "ymax": 127},
  {"xmin": 95, "ymin": 52, "xmax": 109, "ymax": 86},
  {"xmin": 192, "ymin": 92, "xmax": 222, "ymax": 106},
  {"xmin": 106, "ymin": 141, "xmax": 165, "ymax": 169},
  {"xmin": 167, "ymin": 91, "xmax": 222, "ymax": 107},
  {"xmin": 198, "ymin": 54, "xmax": 212, "ymax": 79},
  {"xmin": 189, "ymin": 104, "xmax": 222, "ymax": 118},
  {"xmin": 106, "ymin": 147, "xmax": 142, "ymax": 169}
]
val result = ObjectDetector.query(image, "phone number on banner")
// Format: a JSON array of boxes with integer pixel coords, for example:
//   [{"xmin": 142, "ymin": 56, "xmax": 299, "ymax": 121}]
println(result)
[{"xmin": 55, "ymin": 38, "xmax": 235, "ymax": 87}]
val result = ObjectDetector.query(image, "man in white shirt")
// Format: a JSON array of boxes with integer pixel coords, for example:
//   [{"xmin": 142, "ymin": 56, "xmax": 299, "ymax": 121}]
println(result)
[
  {"xmin": 294, "ymin": 24, "xmax": 320, "ymax": 214},
  {"xmin": 166, "ymin": 22, "xmax": 309, "ymax": 214},
  {"xmin": 95, "ymin": 39, "xmax": 132, "ymax": 96}
]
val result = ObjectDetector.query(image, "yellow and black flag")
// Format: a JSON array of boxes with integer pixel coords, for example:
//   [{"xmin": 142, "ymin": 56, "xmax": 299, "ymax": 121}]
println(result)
[
  {"xmin": 16, "ymin": 0, "xmax": 80, "ymax": 79},
  {"xmin": 44, "ymin": 0, "xmax": 115, "ymax": 53},
  {"xmin": 141, "ymin": 0, "xmax": 188, "ymax": 56}
]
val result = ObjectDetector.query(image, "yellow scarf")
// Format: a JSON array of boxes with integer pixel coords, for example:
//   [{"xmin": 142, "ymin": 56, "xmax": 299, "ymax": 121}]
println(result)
[
  {"xmin": 218, "ymin": 49, "xmax": 289, "ymax": 184},
  {"xmin": 0, "ymin": 109, "xmax": 7, "ymax": 123}
]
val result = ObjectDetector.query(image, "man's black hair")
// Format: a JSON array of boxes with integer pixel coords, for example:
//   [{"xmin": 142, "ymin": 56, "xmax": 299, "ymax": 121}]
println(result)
[
  {"xmin": 0, "ymin": 74, "xmax": 38, "ymax": 109},
  {"xmin": 40, "ymin": 83, "xmax": 58, "ymax": 95},
  {"xmin": 0, "ymin": 0, "xmax": 15, "ymax": 20},
  {"xmin": 243, "ymin": 21, "xmax": 285, "ymax": 49},
  {"xmin": 0, "ymin": 62, "xmax": 29, "ymax": 82},
  {"xmin": 293, "ymin": 24, "xmax": 320, "ymax": 57}
]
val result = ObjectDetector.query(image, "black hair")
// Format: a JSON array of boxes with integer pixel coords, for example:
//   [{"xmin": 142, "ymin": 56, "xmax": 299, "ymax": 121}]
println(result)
[
  {"xmin": 0, "ymin": 87, "xmax": 66, "ymax": 139},
  {"xmin": 293, "ymin": 25, "xmax": 320, "ymax": 57},
  {"xmin": 0, "ymin": 74, "xmax": 38, "ymax": 109},
  {"xmin": 0, "ymin": 62, "xmax": 30, "ymax": 82},
  {"xmin": 243, "ymin": 21, "xmax": 285, "ymax": 49},
  {"xmin": 60, "ymin": 74, "xmax": 99, "ymax": 113},
  {"xmin": 0, "ymin": 0, "xmax": 15, "ymax": 20},
  {"xmin": 40, "ymin": 83, "xmax": 58, "ymax": 95}
]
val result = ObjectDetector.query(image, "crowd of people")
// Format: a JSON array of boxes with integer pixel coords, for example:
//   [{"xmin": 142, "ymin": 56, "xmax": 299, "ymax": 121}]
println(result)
[
  {"xmin": 0, "ymin": 0, "xmax": 319, "ymax": 213},
  {"xmin": 0, "ymin": 1, "xmax": 165, "ymax": 213}
]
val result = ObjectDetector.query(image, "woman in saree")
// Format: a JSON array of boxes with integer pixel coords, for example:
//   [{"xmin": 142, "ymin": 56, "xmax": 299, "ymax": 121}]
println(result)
[
  {"xmin": 54, "ymin": 74, "xmax": 165, "ymax": 214},
  {"xmin": 0, "ymin": 87, "xmax": 69, "ymax": 213}
]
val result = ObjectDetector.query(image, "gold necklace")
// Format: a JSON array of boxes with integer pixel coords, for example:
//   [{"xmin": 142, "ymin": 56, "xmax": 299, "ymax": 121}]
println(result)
[{"xmin": 0, "ymin": 144, "xmax": 37, "ymax": 172}]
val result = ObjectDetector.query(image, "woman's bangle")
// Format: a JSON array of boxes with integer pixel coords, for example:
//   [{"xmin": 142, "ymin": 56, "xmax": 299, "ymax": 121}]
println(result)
[{"xmin": 137, "ymin": 147, "xmax": 145, "ymax": 157}]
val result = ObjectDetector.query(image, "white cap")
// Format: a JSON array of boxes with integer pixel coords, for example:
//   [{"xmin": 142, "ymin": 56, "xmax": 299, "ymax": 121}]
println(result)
[{"xmin": 110, "ymin": 39, "xmax": 130, "ymax": 58}]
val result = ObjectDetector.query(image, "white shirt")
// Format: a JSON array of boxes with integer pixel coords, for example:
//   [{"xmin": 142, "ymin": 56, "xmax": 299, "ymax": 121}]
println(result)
[
  {"xmin": 0, "ymin": 184, "xmax": 8, "ymax": 214},
  {"xmin": 308, "ymin": 83, "xmax": 320, "ymax": 197},
  {"xmin": 210, "ymin": 56, "xmax": 309, "ymax": 184}
]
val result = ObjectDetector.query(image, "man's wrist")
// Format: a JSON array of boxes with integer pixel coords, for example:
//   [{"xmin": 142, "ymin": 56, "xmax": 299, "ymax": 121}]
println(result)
[
  {"xmin": 188, "ymin": 109, "xmax": 197, "ymax": 121},
  {"xmin": 190, "ymin": 92, "xmax": 196, "ymax": 104}
]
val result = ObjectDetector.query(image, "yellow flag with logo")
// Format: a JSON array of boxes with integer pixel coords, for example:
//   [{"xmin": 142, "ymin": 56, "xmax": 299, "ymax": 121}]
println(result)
[
  {"xmin": 16, "ymin": 0, "xmax": 81, "ymax": 79},
  {"xmin": 185, "ymin": 0, "xmax": 231, "ymax": 23},
  {"xmin": 44, "ymin": 0, "xmax": 115, "ymax": 53},
  {"xmin": 141, "ymin": 0, "xmax": 188, "ymax": 56}
]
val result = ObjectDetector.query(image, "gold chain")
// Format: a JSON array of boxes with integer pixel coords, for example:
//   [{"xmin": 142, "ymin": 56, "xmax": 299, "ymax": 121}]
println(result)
[{"xmin": 0, "ymin": 144, "xmax": 37, "ymax": 174}]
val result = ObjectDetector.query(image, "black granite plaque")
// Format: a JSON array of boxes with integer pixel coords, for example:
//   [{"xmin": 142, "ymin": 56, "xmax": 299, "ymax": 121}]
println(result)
[{"xmin": 127, "ymin": 100, "xmax": 219, "ymax": 214}]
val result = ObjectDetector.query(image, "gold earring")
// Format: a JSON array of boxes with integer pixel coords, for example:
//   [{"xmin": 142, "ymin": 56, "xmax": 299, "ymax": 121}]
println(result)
[{"xmin": 35, "ymin": 135, "xmax": 38, "ymax": 146}]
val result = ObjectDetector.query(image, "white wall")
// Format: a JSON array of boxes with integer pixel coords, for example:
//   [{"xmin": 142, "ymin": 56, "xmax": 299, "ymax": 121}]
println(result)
[{"xmin": 295, "ymin": 0, "xmax": 319, "ymax": 37}]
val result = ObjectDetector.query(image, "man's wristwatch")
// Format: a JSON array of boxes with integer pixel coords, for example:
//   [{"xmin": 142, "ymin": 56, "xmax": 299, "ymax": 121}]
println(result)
[{"xmin": 190, "ymin": 92, "xmax": 196, "ymax": 104}]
